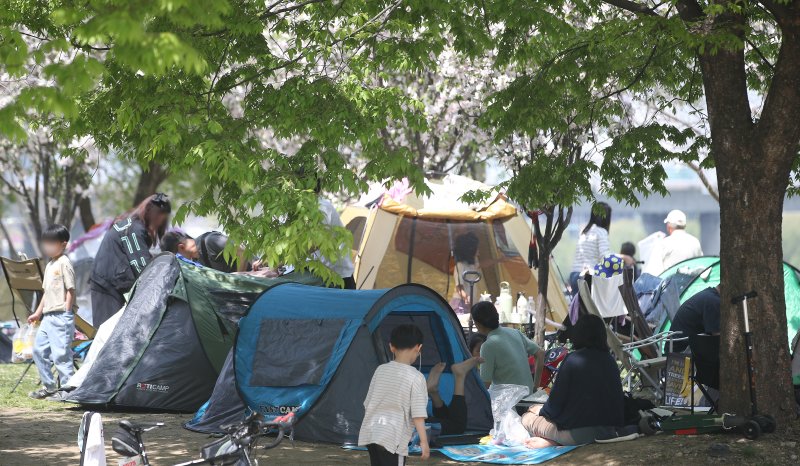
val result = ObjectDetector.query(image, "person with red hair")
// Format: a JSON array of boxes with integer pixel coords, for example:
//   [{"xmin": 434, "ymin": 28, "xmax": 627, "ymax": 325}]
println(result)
[{"xmin": 89, "ymin": 193, "xmax": 171, "ymax": 326}]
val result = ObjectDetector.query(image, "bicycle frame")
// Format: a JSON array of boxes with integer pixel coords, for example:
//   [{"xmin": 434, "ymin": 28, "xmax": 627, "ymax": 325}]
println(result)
[{"xmin": 114, "ymin": 413, "xmax": 295, "ymax": 466}]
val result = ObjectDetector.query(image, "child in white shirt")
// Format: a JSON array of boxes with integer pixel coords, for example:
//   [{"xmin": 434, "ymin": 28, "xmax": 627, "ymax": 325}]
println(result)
[
  {"xmin": 358, "ymin": 324, "xmax": 430, "ymax": 465},
  {"xmin": 28, "ymin": 224, "xmax": 77, "ymax": 399}
]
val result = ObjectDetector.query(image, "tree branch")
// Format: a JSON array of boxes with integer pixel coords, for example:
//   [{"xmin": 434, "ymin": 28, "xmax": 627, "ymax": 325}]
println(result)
[
  {"xmin": 0, "ymin": 219, "xmax": 16, "ymax": 257},
  {"xmin": 686, "ymin": 161, "xmax": 720, "ymax": 202},
  {"xmin": 599, "ymin": 44, "xmax": 658, "ymax": 101},
  {"xmin": 259, "ymin": 0, "xmax": 328, "ymax": 20},
  {"xmin": 601, "ymin": 0, "xmax": 658, "ymax": 16},
  {"xmin": 756, "ymin": 28, "xmax": 800, "ymax": 163},
  {"xmin": 745, "ymin": 37, "xmax": 775, "ymax": 71}
]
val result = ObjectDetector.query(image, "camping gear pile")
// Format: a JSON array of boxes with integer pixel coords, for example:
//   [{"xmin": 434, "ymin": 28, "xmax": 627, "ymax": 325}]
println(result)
[{"xmin": 640, "ymin": 292, "xmax": 776, "ymax": 440}]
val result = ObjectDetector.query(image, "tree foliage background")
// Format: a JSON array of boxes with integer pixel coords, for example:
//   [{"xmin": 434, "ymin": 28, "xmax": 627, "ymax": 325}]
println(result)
[{"xmin": 2, "ymin": 0, "xmax": 799, "ymax": 420}]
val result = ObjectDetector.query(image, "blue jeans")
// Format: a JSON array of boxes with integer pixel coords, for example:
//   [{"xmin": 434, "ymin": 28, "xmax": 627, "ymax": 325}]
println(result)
[
  {"xmin": 32, "ymin": 311, "xmax": 75, "ymax": 390},
  {"xmin": 569, "ymin": 272, "xmax": 581, "ymax": 297}
]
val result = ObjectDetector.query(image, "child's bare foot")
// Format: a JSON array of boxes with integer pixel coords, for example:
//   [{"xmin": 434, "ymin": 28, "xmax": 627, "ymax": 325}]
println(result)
[
  {"xmin": 427, "ymin": 362, "xmax": 446, "ymax": 393},
  {"xmin": 452, "ymin": 356, "xmax": 483, "ymax": 377}
]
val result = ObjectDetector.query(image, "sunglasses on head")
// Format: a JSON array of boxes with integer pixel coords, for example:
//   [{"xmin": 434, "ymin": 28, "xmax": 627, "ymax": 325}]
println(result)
[
  {"xmin": 152, "ymin": 192, "xmax": 169, "ymax": 206},
  {"xmin": 151, "ymin": 193, "xmax": 172, "ymax": 213}
]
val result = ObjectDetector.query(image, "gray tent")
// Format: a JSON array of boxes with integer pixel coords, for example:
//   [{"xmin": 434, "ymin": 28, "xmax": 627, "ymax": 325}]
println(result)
[
  {"xmin": 67, "ymin": 254, "xmax": 320, "ymax": 411},
  {"xmin": 184, "ymin": 350, "xmax": 246, "ymax": 433}
]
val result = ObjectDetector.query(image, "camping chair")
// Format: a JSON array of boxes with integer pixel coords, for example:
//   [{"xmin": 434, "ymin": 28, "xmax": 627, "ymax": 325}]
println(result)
[
  {"xmin": 2, "ymin": 256, "xmax": 45, "ymax": 394},
  {"xmin": 72, "ymin": 314, "xmax": 96, "ymax": 368},
  {"xmin": 619, "ymin": 268, "xmax": 681, "ymax": 360},
  {"xmin": 1, "ymin": 256, "xmax": 44, "ymax": 326},
  {"xmin": 687, "ymin": 334, "xmax": 720, "ymax": 413},
  {"xmin": 578, "ymin": 278, "xmax": 669, "ymax": 400}
]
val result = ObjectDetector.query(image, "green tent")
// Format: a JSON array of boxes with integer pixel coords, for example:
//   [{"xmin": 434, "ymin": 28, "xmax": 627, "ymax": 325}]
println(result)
[
  {"xmin": 68, "ymin": 253, "xmax": 322, "ymax": 411},
  {"xmin": 658, "ymin": 256, "xmax": 800, "ymax": 349}
]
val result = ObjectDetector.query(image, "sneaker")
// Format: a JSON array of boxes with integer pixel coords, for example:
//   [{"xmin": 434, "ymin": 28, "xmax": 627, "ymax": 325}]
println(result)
[
  {"xmin": 595, "ymin": 425, "xmax": 641, "ymax": 444},
  {"xmin": 46, "ymin": 390, "xmax": 70, "ymax": 402},
  {"xmin": 28, "ymin": 387, "xmax": 56, "ymax": 399}
]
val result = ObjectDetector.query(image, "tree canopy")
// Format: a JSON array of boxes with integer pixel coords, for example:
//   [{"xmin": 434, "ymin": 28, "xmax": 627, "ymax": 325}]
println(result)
[{"xmin": 2, "ymin": 0, "xmax": 800, "ymax": 417}]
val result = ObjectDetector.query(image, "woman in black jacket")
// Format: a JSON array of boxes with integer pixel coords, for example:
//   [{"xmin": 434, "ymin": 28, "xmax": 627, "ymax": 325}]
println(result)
[
  {"xmin": 521, "ymin": 314, "xmax": 625, "ymax": 447},
  {"xmin": 89, "ymin": 193, "xmax": 171, "ymax": 326}
]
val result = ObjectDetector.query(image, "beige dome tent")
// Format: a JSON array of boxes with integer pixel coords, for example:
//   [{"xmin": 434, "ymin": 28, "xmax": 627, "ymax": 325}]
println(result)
[{"xmin": 340, "ymin": 175, "xmax": 568, "ymax": 327}]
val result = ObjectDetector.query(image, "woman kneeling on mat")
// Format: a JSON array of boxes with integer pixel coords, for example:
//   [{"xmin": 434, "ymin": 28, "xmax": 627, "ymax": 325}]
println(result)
[{"xmin": 521, "ymin": 314, "xmax": 626, "ymax": 448}]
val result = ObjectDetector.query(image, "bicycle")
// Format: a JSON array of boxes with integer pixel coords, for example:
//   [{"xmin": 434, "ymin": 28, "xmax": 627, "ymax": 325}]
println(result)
[{"xmin": 112, "ymin": 412, "xmax": 295, "ymax": 466}]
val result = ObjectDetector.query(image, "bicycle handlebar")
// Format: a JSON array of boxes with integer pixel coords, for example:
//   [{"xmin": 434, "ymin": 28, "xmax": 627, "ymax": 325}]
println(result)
[{"xmin": 248, "ymin": 412, "xmax": 295, "ymax": 451}]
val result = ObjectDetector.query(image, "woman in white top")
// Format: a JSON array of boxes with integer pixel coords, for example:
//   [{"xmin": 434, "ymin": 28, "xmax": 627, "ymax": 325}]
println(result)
[{"xmin": 570, "ymin": 203, "xmax": 612, "ymax": 295}]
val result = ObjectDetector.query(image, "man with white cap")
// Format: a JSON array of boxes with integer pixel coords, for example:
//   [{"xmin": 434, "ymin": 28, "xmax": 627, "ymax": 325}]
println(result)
[{"xmin": 648, "ymin": 209, "xmax": 703, "ymax": 273}]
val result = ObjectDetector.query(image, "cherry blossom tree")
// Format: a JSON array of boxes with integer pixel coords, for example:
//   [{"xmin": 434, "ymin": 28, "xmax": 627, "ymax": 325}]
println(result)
[{"xmin": 375, "ymin": 48, "xmax": 510, "ymax": 177}]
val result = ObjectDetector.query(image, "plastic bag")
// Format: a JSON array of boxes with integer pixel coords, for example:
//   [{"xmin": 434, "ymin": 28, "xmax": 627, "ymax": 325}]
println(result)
[
  {"xmin": 12, "ymin": 323, "xmax": 37, "ymax": 363},
  {"xmin": 488, "ymin": 384, "xmax": 531, "ymax": 445}
]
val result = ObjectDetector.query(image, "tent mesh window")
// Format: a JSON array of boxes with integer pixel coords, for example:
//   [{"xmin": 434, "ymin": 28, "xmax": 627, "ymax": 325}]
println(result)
[
  {"xmin": 250, "ymin": 319, "xmax": 346, "ymax": 386},
  {"xmin": 376, "ymin": 313, "xmax": 451, "ymax": 367}
]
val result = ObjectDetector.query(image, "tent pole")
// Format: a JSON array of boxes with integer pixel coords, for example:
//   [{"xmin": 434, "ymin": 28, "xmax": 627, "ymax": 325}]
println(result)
[{"xmin": 406, "ymin": 218, "xmax": 417, "ymax": 284}]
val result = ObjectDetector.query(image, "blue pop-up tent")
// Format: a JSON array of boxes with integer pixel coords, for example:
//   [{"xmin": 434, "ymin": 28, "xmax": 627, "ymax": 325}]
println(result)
[{"xmin": 233, "ymin": 283, "xmax": 492, "ymax": 443}]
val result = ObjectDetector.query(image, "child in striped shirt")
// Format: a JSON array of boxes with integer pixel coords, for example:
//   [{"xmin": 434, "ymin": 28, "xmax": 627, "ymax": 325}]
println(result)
[{"xmin": 358, "ymin": 324, "xmax": 430, "ymax": 465}]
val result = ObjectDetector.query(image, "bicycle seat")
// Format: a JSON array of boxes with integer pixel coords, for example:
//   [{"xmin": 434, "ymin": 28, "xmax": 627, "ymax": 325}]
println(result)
[{"xmin": 119, "ymin": 420, "xmax": 164, "ymax": 433}]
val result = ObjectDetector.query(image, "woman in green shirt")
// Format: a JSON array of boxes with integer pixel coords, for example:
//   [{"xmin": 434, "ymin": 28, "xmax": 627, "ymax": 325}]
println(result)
[{"xmin": 471, "ymin": 302, "xmax": 545, "ymax": 394}]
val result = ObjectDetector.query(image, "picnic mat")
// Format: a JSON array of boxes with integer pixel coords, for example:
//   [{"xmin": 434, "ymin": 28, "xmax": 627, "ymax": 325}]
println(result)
[
  {"xmin": 343, "ymin": 443, "xmax": 579, "ymax": 464},
  {"xmin": 439, "ymin": 444, "xmax": 579, "ymax": 464}
]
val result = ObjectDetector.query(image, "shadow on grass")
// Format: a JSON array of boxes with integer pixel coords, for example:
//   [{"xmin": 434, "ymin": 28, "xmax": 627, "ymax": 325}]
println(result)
[{"xmin": 3, "ymin": 364, "xmax": 799, "ymax": 466}]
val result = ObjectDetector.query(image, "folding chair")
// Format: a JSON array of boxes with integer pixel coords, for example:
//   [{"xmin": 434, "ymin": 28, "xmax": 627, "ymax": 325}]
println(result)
[
  {"xmin": 1, "ymin": 256, "xmax": 44, "ymax": 326},
  {"xmin": 578, "ymin": 277, "xmax": 670, "ymax": 400},
  {"xmin": 2, "ymin": 255, "xmax": 45, "ymax": 393},
  {"xmin": 618, "ymin": 268, "xmax": 681, "ymax": 360},
  {"xmin": 72, "ymin": 314, "xmax": 96, "ymax": 368}
]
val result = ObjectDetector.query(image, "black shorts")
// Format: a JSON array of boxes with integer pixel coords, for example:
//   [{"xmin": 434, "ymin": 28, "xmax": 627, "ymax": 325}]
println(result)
[{"xmin": 366, "ymin": 444, "xmax": 405, "ymax": 466}]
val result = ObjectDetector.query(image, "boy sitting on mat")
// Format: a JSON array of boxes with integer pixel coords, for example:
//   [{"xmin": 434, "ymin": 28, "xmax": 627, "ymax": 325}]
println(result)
[
  {"xmin": 359, "ymin": 324, "xmax": 430, "ymax": 465},
  {"xmin": 27, "ymin": 224, "xmax": 77, "ymax": 400}
]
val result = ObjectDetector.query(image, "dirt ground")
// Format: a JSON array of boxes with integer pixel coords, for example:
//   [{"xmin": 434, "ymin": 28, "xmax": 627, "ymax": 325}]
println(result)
[{"xmin": 2, "ymin": 365, "xmax": 799, "ymax": 465}]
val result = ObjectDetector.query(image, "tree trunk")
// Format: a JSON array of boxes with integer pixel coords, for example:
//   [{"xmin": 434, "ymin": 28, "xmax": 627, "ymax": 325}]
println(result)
[
  {"xmin": 534, "ymin": 248, "xmax": 550, "ymax": 347},
  {"xmin": 132, "ymin": 161, "xmax": 169, "ymax": 206},
  {"xmin": 697, "ymin": 14, "xmax": 800, "ymax": 424},
  {"xmin": 716, "ymin": 147, "xmax": 796, "ymax": 423},
  {"xmin": 531, "ymin": 244, "xmax": 551, "ymax": 389},
  {"xmin": 78, "ymin": 196, "xmax": 96, "ymax": 231}
]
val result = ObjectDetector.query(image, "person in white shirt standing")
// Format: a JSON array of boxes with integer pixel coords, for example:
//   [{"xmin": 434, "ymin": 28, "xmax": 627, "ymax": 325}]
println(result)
[
  {"xmin": 28, "ymin": 224, "xmax": 77, "ymax": 399},
  {"xmin": 317, "ymin": 195, "xmax": 356, "ymax": 289},
  {"xmin": 569, "ymin": 203, "xmax": 613, "ymax": 295},
  {"xmin": 358, "ymin": 324, "xmax": 430, "ymax": 465},
  {"xmin": 648, "ymin": 209, "xmax": 704, "ymax": 273}
]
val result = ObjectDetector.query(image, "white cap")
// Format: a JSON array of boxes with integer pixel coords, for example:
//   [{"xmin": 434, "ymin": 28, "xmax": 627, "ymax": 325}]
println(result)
[{"xmin": 664, "ymin": 209, "xmax": 687, "ymax": 227}]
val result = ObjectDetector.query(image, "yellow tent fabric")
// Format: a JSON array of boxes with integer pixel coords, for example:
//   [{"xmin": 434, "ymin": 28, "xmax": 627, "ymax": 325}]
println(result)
[
  {"xmin": 340, "ymin": 180, "xmax": 569, "ymax": 327},
  {"xmin": 379, "ymin": 194, "xmax": 518, "ymax": 221}
]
